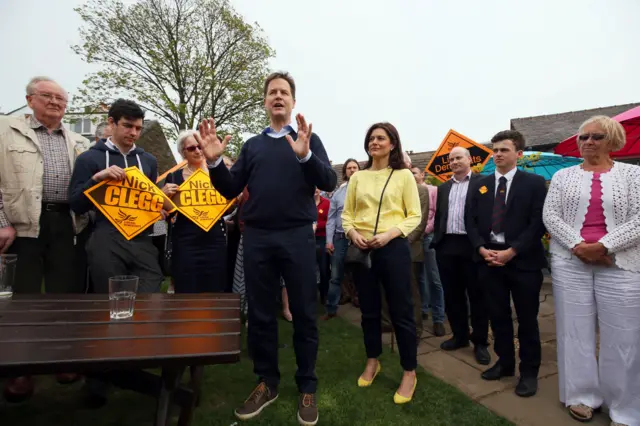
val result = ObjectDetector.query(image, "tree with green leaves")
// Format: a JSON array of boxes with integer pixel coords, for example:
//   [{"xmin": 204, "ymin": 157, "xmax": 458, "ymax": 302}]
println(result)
[{"xmin": 72, "ymin": 0, "xmax": 274, "ymax": 158}]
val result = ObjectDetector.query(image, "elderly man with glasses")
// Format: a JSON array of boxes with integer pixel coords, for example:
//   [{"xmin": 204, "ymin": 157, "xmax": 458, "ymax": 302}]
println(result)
[{"xmin": 0, "ymin": 76, "xmax": 90, "ymax": 402}]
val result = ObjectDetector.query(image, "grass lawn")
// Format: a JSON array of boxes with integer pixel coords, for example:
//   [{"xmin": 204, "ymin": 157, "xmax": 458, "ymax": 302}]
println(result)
[{"xmin": 0, "ymin": 313, "xmax": 511, "ymax": 426}]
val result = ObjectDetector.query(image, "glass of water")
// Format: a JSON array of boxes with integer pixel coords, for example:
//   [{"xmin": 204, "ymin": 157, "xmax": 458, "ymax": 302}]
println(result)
[
  {"xmin": 0, "ymin": 254, "xmax": 17, "ymax": 299},
  {"xmin": 109, "ymin": 275, "xmax": 139, "ymax": 320}
]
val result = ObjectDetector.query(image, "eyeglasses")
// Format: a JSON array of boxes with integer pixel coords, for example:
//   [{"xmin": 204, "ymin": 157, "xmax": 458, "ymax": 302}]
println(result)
[
  {"xmin": 578, "ymin": 133, "xmax": 606, "ymax": 142},
  {"xmin": 32, "ymin": 93, "xmax": 68, "ymax": 104},
  {"xmin": 184, "ymin": 145, "xmax": 202, "ymax": 152}
]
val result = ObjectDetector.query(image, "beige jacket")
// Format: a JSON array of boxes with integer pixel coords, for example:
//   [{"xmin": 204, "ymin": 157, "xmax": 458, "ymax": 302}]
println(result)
[{"xmin": 0, "ymin": 115, "xmax": 90, "ymax": 238}]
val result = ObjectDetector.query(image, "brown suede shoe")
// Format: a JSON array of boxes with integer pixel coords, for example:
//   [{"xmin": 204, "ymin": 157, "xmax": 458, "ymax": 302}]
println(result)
[
  {"xmin": 321, "ymin": 313, "xmax": 336, "ymax": 321},
  {"xmin": 3, "ymin": 376, "xmax": 34, "ymax": 403},
  {"xmin": 433, "ymin": 322, "xmax": 446, "ymax": 337},
  {"xmin": 297, "ymin": 393, "xmax": 318, "ymax": 425},
  {"xmin": 56, "ymin": 373, "xmax": 81, "ymax": 385},
  {"xmin": 234, "ymin": 382, "xmax": 278, "ymax": 420}
]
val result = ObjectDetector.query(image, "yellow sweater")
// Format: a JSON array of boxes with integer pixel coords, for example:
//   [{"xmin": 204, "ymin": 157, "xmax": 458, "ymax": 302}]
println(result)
[{"xmin": 342, "ymin": 168, "xmax": 422, "ymax": 240}]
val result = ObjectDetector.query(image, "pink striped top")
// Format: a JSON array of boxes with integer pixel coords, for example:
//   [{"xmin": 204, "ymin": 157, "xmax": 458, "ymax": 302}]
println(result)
[{"xmin": 580, "ymin": 172, "xmax": 608, "ymax": 243}]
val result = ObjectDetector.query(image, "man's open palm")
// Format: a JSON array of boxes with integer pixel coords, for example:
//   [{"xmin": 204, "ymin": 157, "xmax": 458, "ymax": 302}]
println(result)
[
  {"xmin": 285, "ymin": 113, "xmax": 312, "ymax": 159},
  {"xmin": 197, "ymin": 118, "xmax": 231, "ymax": 162}
]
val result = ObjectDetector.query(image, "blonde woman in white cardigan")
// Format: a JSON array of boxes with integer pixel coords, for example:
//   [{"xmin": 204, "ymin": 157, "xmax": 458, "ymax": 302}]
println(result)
[{"xmin": 543, "ymin": 116, "xmax": 640, "ymax": 426}]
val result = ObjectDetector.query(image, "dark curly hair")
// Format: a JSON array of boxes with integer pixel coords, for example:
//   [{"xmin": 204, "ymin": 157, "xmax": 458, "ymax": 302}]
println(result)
[{"xmin": 363, "ymin": 122, "xmax": 406, "ymax": 170}]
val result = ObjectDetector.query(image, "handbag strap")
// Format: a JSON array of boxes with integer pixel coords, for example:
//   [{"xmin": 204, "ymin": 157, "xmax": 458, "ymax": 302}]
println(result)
[{"xmin": 373, "ymin": 169, "xmax": 395, "ymax": 236}]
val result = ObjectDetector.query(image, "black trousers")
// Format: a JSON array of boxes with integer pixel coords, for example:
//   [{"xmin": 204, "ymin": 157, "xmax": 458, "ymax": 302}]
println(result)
[
  {"xmin": 436, "ymin": 235, "xmax": 489, "ymax": 346},
  {"xmin": 8, "ymin": 210, "xmax": 81, "ymax": 294},
  {"xmin": 315, "ymin": 236, "xmax": 330, "ymax": 303},
  {"xmin": 243, "ymin": 224, "xmax": 318, "ymax": 393},
  {"xmin": 351, "ymin": 238, "xmax": 417, "ymax": 371},
  {"xmin": 86, "ymin": 226, "xmax": 163, "ymax": 294},
  {"xmin": 478, "ymin": 250, "xmax": 543, "ymax": 377}
]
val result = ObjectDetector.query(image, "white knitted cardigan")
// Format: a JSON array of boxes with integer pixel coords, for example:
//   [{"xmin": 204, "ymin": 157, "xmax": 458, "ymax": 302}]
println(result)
[{"xmin": 542, "ymin": 162, "xmax": 640, "ymax": 272}]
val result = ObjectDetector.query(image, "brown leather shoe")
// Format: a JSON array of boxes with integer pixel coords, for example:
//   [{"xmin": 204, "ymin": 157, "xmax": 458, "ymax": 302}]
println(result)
[
  {"xmin": 3, "ymin": 376, "xmax": 34, "ymax": 403},
  {"xmin": 433, "ymin": 322, "xmax": 446, "ymax": 337},
  {"xmin": 56, "ymin": 373, "xmax": 80, "ymax": 385},
  {"xmin": 297, "ymin": 393, "xmax": 318, "ymax": 425},
  {"xmin": 321, "ymin": 313, "xmax": 336, "ymax": 321},
  {"xmin": 234, "ymin": 382, "xmax": 279, "ymax": 421}
]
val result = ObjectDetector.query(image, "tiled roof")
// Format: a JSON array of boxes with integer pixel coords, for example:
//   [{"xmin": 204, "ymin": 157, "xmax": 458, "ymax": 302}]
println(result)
[{"xmin": 511, "ymin": 102, "xmax": 640, "ymax": 148}]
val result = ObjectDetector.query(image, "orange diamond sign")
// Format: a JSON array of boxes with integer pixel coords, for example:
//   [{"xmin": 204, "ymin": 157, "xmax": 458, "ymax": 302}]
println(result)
[
  {"xmin": 171, "ymin": 168, "xmax": 235, "ymax": 232},
  {"xmin": 84, "ymin": 167, "xmax": 176, "ymax": 240},
  {"xmin": 425, "ymin": 129, "xmax": 493, "ymax": 182}
]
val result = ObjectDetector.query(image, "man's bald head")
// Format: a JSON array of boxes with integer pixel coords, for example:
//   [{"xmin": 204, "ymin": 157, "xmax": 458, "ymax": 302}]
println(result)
[
  {"xmin": 448, "ymin": 146, "xmax": 472, "ymax": 178},
  {"xmin": 450, "ymin": 146, "xmax": 471, "ymax": 158}
]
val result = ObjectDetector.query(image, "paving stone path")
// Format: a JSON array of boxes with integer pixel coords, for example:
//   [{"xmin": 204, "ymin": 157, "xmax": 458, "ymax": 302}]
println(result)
[{"xmin": 337, "ymin": 277, "xmax": 610, "ymax": 426}]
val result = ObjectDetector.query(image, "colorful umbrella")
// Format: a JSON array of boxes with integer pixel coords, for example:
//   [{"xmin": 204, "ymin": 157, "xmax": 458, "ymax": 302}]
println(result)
[
  {"xmin": 478, "ymin": 151, "xmax": 582, "ymax": 181},
  {"xmin": 554, "ymin": 105, "xmax": 640, "ymax": 158}
]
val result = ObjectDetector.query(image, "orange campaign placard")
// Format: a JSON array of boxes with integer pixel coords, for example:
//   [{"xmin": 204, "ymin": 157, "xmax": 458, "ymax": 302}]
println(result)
[
  {"xmin": 171, "ymin": 168, "xmax": 235, "ymax": 232},
  {"xmin": 425, "ymin": 129, "xmax": 493, "ymax": 182},
  {"xmin": 84, "ymin": 167, "xmax": 176, "ymax": 240}
]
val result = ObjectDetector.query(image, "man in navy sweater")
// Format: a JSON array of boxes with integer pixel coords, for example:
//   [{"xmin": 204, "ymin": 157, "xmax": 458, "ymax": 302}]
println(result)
[{"xmin": 198, "ymin": 72, "xmax": 336, "ymax": 425}]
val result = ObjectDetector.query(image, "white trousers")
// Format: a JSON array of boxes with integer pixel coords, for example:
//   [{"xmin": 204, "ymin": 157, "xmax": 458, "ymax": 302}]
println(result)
[{"xmin": 552, "ymin": 255, "xmax": 640, "ymax": 426}]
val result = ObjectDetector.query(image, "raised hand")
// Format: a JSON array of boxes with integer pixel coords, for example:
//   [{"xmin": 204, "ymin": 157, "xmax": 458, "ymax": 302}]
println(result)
[
  {"xmin": 285, "ymin": 113, "xmax": 312, "ymax": 159},
  {"xmin": 196, "ymin": 118, "xmax": 231, "ymax": 162}
]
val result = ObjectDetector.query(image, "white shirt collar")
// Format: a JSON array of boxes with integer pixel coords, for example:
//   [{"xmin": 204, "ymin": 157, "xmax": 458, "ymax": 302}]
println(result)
[
  {"xmin": 494, "ymin": 167, "xmax": 518, "ymax": 182},
  {"xmin": 452, "ymin": 171, "xmax": 472, "ymax": 183}
]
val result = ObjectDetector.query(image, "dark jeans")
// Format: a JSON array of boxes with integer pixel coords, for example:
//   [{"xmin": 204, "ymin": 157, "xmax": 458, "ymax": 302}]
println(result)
[
  {"xmin": 351, "ymin": 238, "xmax": 417, "ymax": 371},
  {"xmin": 315, "ymin": 236, "xmax": 330, "ymax": 302},
  {"xmin": 8, "ymin": 210, "xmax": 81, "ymax": 294},
  {"xmin": 244, "ymin": 224, "xmax": 318, "ymax": 393},
  {"xmin": 436, "ymin": 235, "xmax": 489, "ymax": 346},
  {"xmin": 86, "ymin": 226, "xmax": 163, "ymax": 294},
  {"xmin": 479, "ymin": 252, "xmax": 543, "ymax": 377},
  {"xmin": 325, "ymin": 235, "xmax": 349, "ymax": 314},
  {"xmin": 417, "ymin": 233, "xmax": 445, "ymax": 322}
]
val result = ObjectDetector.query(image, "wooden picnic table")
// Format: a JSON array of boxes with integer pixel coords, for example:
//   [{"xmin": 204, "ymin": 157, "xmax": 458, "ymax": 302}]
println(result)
[{"xmin": 0, "ymin": 293, "xmax": 242, "ymax": 426}]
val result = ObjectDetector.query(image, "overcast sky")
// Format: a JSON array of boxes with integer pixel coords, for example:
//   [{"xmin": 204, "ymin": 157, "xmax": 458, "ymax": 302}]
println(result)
[{"xmin": 1, "ymin": 0, "xmax": 639, "ymax": 163}]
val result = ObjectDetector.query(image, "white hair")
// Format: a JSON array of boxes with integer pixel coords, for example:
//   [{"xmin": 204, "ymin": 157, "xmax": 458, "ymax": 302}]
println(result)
[
  {"xmin": 95, "ymin": 122, "xmax": 109, "ymax": 139},
  {"xmin": 578, "ymin": 115, "xmax": 627, "ymax": 152},
  {"xmin": 176, "ymin": 130, "xmax": 198, "ymax": 158},
  {"xmin": 26, "ymin": 76, "xmax": 63, "ymax": 96}
]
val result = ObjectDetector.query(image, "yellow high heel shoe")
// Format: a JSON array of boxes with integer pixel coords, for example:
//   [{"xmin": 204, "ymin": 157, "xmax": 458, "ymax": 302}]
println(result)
[
  {"xmin": 393, "ymin": 376, "xmax": 417, "ymax": 404},
  {"xmin": 357, "ymin": 361, "xmax": 381, "ymax": 387}
]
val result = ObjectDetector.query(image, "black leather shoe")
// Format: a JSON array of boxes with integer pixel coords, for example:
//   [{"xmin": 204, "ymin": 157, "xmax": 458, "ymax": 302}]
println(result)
[
  {"xmin": 473, "ymin": 345, "xmax": 491, "ymax": 365},
  {"xmin": 481, "ymin": 362, "xmax": 515, "ymax": 381},
  {"xmin": 440, "ymin": 337, "xmax": 470, "ymax": 351},
  {"xmin": 515, "ymin": 376, "xmax": 538, "ymax": 397}
]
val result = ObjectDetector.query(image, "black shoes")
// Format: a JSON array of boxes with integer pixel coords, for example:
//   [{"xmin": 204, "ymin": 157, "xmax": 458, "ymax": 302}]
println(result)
[
  {"xmin": 515, "ymin": 376, "xmax": 538, "ymax": 398},
  {"xmin": 440, "ymin": 337, "xmax": 470, "ymax": 351},
  {"xmin": 473, "ymin": 345, "xmax": 491, "ymax": 365},
  {"xmin": 481, "ymin": 362, "xmax": 515, "ymax": 381},
  {"xmin": 481, "ymin": 363, "xmax": 537, "ymax": 397}
]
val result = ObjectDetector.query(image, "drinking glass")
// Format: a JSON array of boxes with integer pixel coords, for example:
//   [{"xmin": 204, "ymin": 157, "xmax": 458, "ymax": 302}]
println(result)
[
  {"xmin": 109, "ymin": 275, "xmax": 139, "ymax": 319},
  {"xmin": 0, "ymin": 254, "xmax": 17, "ymax": 299}
]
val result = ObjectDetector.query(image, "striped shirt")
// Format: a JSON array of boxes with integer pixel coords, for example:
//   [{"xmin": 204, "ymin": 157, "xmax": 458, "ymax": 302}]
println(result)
[{"xmin": 446, "ymin": 172, "xmax": 472, "ymax": 235}]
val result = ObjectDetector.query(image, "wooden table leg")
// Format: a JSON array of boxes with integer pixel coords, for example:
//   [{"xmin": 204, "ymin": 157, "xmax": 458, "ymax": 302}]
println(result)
[
  {"xmin": 154, "ymin": 367, "xmax": 182, "ymax": 426},
  {"xmin": 177, "ymin": 365, "xmax": 204, "ymax": 426}
]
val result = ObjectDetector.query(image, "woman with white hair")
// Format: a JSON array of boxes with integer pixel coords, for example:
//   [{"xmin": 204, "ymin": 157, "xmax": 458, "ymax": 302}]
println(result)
[
  {"xmin": 543, "ymin": 116, "xmax": 640, "ymax": 426},
  {"xmin": 162, "ymin": 130, "xmax": 227, "ymax": 293}
]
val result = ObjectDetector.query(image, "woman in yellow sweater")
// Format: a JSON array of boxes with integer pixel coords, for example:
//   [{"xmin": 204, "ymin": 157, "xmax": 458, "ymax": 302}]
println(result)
[{"xmin": 342, "ymin": 122, "xmax": 422, "ymax": 404}]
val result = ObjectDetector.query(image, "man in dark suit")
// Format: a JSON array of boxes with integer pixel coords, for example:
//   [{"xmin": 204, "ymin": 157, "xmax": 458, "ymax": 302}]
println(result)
[
  {"xmin": 466, "ymin": 130, "xmax": 547, "ymax": 397},
  {"xmin": 431, "ymin": 147, "xmax": 490, "ymax": 365}
]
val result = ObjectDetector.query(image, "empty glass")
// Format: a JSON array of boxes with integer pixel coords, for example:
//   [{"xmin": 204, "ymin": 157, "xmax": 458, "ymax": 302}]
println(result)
[
  {"xmin": 109, "ymin": 275, "xmax": 139, "ymax": 319},
  {"xmin": 0, "ymin": 254, "xmax": 17, "ymax": 299}
]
